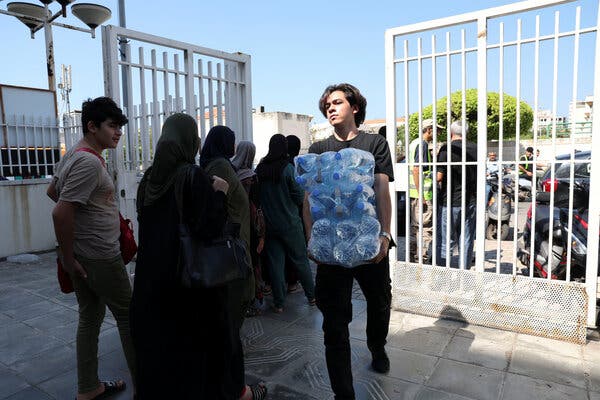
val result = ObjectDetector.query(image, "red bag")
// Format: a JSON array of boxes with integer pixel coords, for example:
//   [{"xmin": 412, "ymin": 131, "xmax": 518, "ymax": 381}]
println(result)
[
  {"xmin": 56, "ymin": 257, "xmax": 74, "ymax": 294},
  {"xmin": 119, "ymin": 213, "xmax": 137, "ymax": 264}
]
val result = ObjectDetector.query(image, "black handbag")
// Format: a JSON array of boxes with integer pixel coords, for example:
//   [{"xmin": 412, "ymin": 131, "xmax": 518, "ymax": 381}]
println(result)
[
  {"xmin": 175, "ymin": 170, "xmax": 251, "ymax": 289},
  {"xmin": 178, "ymin": 222, "xmax": 251, "ymax": 288}
]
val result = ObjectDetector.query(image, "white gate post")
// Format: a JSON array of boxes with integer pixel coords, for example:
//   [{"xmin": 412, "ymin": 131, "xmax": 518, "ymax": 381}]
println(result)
[
  {"xmin": 585, "ymin": 2, "xmax": 600, "ymax": 328},
  {"xmin": 384, "ymin": 29, "xmax": 398, "ymax": 271},
  {"xmin": 102, "ymin": 25, "xmax": 123, "ymax": 184},
  {"xmin": 184, "ymin": 47, "xmax": 196, "ymax": 116},
  {"xmin": 475, "ymin": 16, "xmax": 488, "ymax": 273},
  {"xmin": 240, "ymin": 55, "xmax": 253, "ymax": 142}
]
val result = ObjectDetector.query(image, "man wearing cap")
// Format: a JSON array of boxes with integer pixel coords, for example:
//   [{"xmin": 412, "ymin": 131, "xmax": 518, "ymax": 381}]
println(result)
[{"xmin": 408, "ymin": 118, "xmax": 441, "ymax": 263}]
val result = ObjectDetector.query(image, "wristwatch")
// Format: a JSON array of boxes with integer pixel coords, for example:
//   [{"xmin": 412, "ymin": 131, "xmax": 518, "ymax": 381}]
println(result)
[{"xmin": 379, "ymin": 231, "xmax": 392, "ymax": 241}]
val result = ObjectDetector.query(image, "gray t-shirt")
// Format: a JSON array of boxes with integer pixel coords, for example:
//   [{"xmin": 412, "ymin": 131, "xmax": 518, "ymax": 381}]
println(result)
[{"xmin": 53, "ymin": 148, "xmax": 120, "ymax": 259}]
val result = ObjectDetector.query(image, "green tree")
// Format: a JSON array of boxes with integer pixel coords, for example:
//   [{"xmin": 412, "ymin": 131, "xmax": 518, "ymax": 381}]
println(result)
[{"xmin": 400, "ymin": 89, "xmax": 533, "ymax": 143}]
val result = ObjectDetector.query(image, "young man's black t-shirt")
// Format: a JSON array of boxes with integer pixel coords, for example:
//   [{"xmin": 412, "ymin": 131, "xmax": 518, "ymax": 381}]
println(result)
[
  {"xmin": 308, "ymin": 131, "xmax": 395, "ymax": 182},
  {"xmin": 437, "ymin": 139, "xmax": 478, "ymax": 207}
]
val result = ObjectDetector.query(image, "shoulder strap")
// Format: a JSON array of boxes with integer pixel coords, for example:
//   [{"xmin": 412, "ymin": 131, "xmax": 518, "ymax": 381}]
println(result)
[{"xmin": 75, "ymin": 147, "xmax": 106, "ymax": 168}]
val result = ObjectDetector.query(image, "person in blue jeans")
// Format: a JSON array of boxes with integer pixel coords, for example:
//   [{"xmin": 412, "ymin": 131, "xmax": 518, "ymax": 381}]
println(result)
[{"xmin": 436, "ymin": 120, "xmax": 478, "ymax": 269}]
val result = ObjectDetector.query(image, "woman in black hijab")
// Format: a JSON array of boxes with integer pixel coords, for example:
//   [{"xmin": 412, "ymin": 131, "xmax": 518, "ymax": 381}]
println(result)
[
  {"xmin": 200, "ymin": 125, "xmax": 266, "ymax": 400},
  {"xmin": 131, "ymin": 113, "xmax": 233, "ymax": 398},
  {"xmin": 256, "ymin": 134, "xmax": 315, "ymax": 313}
]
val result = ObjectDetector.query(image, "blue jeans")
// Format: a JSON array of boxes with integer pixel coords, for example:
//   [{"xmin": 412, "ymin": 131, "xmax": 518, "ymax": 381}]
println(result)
[{"xmin": 436, "ymin": 202, "xmax": 477, "ymax": 270}]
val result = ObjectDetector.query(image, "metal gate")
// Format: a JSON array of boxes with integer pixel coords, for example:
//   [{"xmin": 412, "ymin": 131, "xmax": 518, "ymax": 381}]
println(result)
[
  {"xmin": 385, "ymin": 0, "xmax": 600, "ymax": 343},
  {"xmin": 101, "ymin": 25, "xmax": 252, "ymax": 229}
]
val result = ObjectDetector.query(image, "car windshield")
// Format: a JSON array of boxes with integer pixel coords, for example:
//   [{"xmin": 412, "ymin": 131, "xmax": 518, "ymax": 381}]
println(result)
[{"xmin": 554, "ymin": 162, "xmax": 590, "ymax": 179}]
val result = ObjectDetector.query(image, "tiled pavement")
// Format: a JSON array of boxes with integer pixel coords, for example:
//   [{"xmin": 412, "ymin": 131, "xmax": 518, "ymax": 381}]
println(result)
[{"xmin": 1, "ymin": 252, "xmax": 600, "ymax": 399}]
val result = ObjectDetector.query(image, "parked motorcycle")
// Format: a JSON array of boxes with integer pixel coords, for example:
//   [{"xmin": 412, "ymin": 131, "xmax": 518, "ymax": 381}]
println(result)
[
  {"xmin": 517, "ymin": 176, "xmax": 532, "ymax": 201},
  {"xmin": 485, "ymin": 172, "xmax": 513, "ymax": 240},
  {"xmin": 518, "ymin": 180, "xmax": 593, "ymax": 281}
]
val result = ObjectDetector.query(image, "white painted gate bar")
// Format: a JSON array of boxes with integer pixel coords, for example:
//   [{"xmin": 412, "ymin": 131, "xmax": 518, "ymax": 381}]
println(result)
[
  {"xmin": 101, "ymin": 25, "xmax": 253, "ymax": 237},
  {"xmin": 385, "ymin": 0, "xmax": 600, "ymax": 343}
]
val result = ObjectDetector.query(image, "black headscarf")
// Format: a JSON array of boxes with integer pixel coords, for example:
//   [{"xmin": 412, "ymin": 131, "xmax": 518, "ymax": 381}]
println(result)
[
  {"xmin": 256, "ymin": 134, "xmax": 288, "ymax": 183},
  {"xmin": 199, "ymin": 125, "xmax": 236, "ymax": 168},
  {"xmin": 136, "ymin": 113, "xmax": 199, "ymax": 212},
  {"xmin": 286, "ymin": 135, "xmax": 301, "ymax": 165}
]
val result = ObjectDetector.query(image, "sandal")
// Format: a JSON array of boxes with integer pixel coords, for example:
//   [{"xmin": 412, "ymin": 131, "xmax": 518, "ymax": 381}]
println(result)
[
  {"xmin": 245, "ymin": 305, "xmax": 261, "ymax": 318},
  {"xmin": 287, "ymin": 283, "xmax": 301, "ymax": 293},
  {"xmin": 250, "ymin": 382, "xmax": 267, "ymax": 400},
  {"xmin": 263, "ymin": 285, "xmax": 272, "ymax": 296},
  {"xmin": 76, "ymin": 380, "xmax": 126, "ymax": 400}
]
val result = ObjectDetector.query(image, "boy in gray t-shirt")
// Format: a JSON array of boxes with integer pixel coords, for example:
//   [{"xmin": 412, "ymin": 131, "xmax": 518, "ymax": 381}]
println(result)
[{"xmin": 47, "ymin": 97, "xmax": 136, "ymax": 399}]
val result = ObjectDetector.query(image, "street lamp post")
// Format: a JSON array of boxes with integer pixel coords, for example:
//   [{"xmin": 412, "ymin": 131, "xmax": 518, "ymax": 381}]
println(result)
[{"xmin": 1, "ymin": 0, "xmax": 112, "ymax": 94}]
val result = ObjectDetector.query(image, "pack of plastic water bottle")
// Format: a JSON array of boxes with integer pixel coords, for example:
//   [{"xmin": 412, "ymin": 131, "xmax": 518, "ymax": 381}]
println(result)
[{"xmin": 294, "ymin": 148, "xmax": 381, "ymax": 267}]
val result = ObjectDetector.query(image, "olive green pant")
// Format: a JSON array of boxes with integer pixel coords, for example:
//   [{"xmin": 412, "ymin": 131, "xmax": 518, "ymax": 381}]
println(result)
[{"xmin": 71, "ymin": 254, "xmax": 136, "ymax": 393}]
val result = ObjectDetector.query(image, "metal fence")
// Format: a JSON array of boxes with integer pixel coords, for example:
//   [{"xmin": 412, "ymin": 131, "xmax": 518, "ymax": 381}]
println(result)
[
  {"xmin": 0, "ymin": 115, "xmax": 61, "ymax": 178},
  {"xmin": 385, "ymin": 0, "xmax": 599, "ymax": 343},
  {"xmin": 102, "ymin": 25, "xmax": 252, "ymax": 175},
  {"xmin": 101, "ymin": 25, "xmax": 253, "ymax": 233}
]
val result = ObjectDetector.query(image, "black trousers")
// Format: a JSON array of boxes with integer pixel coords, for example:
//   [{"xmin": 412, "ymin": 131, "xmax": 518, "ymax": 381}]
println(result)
[{"xmin": 315, "ymin": 258, "xmax": 392, "ymax": 400}]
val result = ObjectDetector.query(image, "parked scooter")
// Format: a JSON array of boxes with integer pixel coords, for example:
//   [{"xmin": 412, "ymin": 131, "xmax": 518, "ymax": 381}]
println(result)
[
  {"xmin": 485, "ymin": 172, "xmax": 513, "ymax": 240},
  {"xmin": 517, "ymin": 176, "xmax": 532, "ymax": 201},
  {"xmin": 518, "ymin": 181, "xmax": 594, "ymax": 281}
]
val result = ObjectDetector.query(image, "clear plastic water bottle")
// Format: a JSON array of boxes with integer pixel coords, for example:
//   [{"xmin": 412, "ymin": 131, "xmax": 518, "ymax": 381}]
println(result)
[
  {"xmin": 357, "ymin": 216, "xmax": 381, "ymax": 236},
  {"xmin": 352, "ymin": 201, "xmax": 377, "ymax": 218},
  {"xmin": 355, "ymin": 235, "xmax": 380, "ymax": 260},
  {"xmin": 309, "ymin": 236, "xmax": 333, "ymax": 263},
  {"xmin": 335, "ymin": 220, "xmax": 358, "ymax": 241},
  {"xmin": 319, "ymin": 151, "xmax": 340, "ymax": 167},
  {"xmin": 312, "ymin": 218, "xmax": 333, "ymax": 236},
  {"xmin": 310, "ymin": 185, "xmax": 337, "ymax": 212},
  {"xmin": 356, "ymin": 184, "xmax": 375, "ymax": 201},
  {"xmin": 337, "ymin": 148, "xmax": 362, "ymax": 168},
  {"xmin": 295, "ymin": 153, "xmax": 319, "ymax": 175},
  {"xmin": 332, "ymin": 187, "xmax": 349, "ymax": 218},
  {"xmin": 333, "ymin": 241, "xmax": 355, "ymax": 266},
  {"xmin": 310, "ymin": 204, "xmax": 326, "ymax": 221}
]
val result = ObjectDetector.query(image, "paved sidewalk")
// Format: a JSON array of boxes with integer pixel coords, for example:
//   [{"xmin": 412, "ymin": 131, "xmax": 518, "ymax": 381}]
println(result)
[{"xmin": 1, "ymin": 252, "xmax": 599, "ymax": 400}]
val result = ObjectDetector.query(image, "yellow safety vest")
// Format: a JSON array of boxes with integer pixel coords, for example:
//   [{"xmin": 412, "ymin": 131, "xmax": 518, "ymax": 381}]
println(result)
[{"xmin": 409, "ymin": 139, "xmax": 433, "ymax": 200}]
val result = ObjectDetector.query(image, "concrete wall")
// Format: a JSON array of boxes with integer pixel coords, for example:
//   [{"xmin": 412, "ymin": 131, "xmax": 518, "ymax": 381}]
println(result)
[
  {"xmin": 252, "ymin": 111, "xmax": 312, "ymax": 162},
  {"xmin": 487, "ymin": 136, "xmax": 592, "ymax": 162},
  {"xmin": 0, "ymin": 179, "xmax": 55, "ymax": 258}
]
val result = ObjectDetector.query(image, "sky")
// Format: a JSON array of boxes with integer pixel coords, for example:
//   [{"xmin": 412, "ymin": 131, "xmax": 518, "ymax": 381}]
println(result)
[{"xmin": 0, "ymin": 0, "xmax": 597, "ymax": 124}]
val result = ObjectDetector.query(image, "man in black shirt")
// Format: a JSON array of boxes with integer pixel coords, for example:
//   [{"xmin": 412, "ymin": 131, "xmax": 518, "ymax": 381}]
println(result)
[
  {"xmin": 436, "ymin": 120, "xmax": 477, "ymax": 270},
  {"xmin": 305, "ymin": 83, "xmax": 394, "ymax": 400}
]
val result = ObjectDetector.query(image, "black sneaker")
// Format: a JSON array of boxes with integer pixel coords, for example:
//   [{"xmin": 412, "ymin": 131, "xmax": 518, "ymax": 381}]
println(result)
[{"xmin": 371, "ymin": 350, "xmax": 390, "ymax": 373}]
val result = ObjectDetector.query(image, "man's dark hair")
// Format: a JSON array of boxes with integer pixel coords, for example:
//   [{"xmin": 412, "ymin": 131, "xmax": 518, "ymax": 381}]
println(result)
[
  {"xmin": 526, "ymin": 146, "xmax": 534, "ymax": 154},
  {"xmin": 318, "ymin": 83, "xmax": 367, "ymax": 127},
  {"xmin": 81, "ymin": 97, "xmax": 128, "ymax": 134}
]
